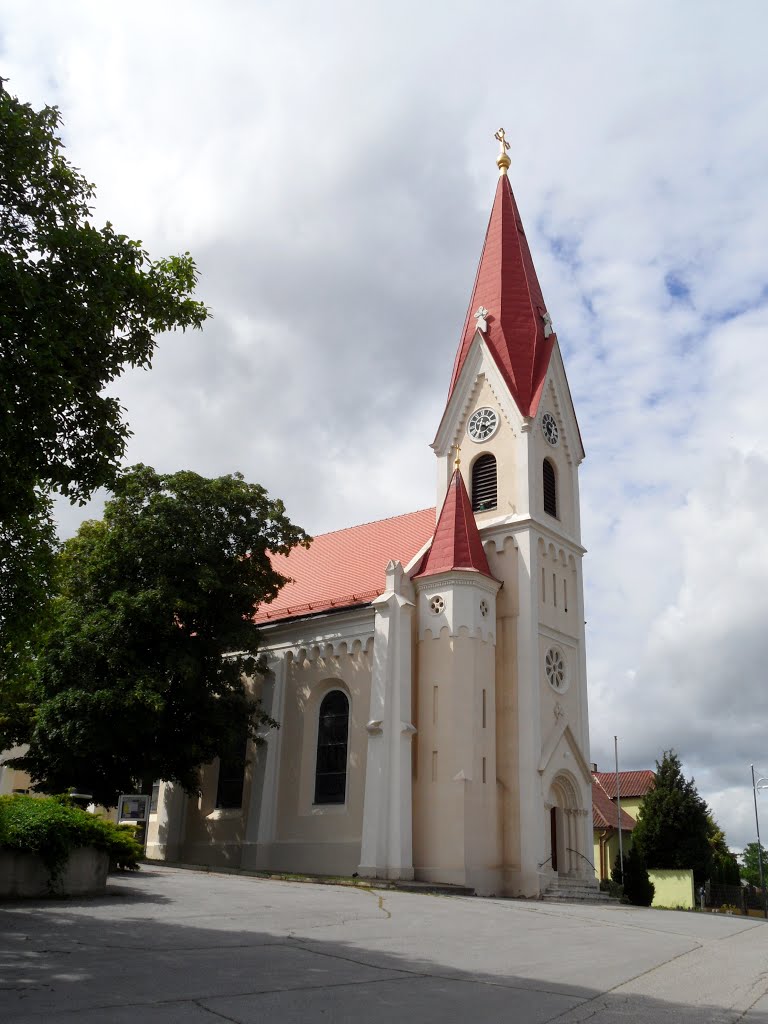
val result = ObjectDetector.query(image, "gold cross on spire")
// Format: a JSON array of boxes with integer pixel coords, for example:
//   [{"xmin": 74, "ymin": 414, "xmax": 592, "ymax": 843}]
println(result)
[
  {"xmin": 494, "ymin": 127, "xmax": 511, "ymax": 175},
  {"xmin": 453, "ymin": 444, "xmax": 462, "ymax": 469}
]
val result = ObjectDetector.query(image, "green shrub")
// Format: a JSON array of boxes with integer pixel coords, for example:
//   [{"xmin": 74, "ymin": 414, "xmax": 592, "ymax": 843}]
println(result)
[
  {"xmin": 0, "ymin": 794, "xmax": 143, "ymax": 883},
  {"xmin": 613, "ymin": 845, "xmax": 655, "ymax": 907}
]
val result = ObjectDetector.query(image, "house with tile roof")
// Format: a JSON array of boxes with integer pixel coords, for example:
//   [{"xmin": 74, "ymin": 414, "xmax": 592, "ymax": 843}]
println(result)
[
  {"xmin": 145, "ymin": 133, "xmax": 595, "ymax": 897},
  {"xmin": 592, "ymin": 767, "xmax": 656, "ymax": 880}
]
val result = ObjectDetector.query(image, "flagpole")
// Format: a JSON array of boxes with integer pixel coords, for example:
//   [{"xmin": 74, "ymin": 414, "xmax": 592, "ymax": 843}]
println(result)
[
  {"xmin": 751, "ymin": 764, "xmax": 767, "ymax": 918},
  {"xmin": 615, "ymin": 736, "xmax": 623, "ymax": 883}
]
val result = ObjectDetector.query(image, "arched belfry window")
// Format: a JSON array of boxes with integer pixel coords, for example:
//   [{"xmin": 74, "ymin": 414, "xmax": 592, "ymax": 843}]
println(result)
[
  {"xmin": 472, "ymin": 454, "xmax": 497, "ymax": 512},
  {"xmin": 314, "ymin": 690, "xmax": 349, "ymax": 805},
  {"xmin": 543, "ymin": 458, "xmax": 558, "ymax": 518}
]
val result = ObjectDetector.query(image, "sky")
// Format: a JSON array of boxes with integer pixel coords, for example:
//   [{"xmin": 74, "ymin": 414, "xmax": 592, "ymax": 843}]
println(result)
[{"xmin": 3, "ymin": 0, "xmax": 768, "ymax": 851}]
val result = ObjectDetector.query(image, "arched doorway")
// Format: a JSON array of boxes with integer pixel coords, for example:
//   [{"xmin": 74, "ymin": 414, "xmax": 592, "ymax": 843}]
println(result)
[{"xmin": 547, "ymin": 773, "xmax": 583, "ymax": 877}]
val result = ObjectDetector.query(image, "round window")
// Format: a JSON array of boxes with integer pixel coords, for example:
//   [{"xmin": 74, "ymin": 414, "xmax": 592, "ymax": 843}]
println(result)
[
  {"xmin": 429, "ymin": 595, "xmax": 445, "ymax": 615},
  {"xmin": 545, "ymin": 647, "xmax": 567, "ymax": 692}
]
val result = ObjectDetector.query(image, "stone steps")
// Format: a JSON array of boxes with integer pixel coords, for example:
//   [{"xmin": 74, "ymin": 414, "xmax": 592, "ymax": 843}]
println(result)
[{"xmin": 540, "ymin": 877, "xmax": 616, "ymax": 904}]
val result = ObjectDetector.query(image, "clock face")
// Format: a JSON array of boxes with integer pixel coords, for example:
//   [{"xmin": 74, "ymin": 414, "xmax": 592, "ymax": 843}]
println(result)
[
  {"xmin": 467, "ymin": 407, "xmax": 499, "ymax": 442},
  {"xmin": 542, "ymin": 412, "xmax": 559, "ymax": 446}
]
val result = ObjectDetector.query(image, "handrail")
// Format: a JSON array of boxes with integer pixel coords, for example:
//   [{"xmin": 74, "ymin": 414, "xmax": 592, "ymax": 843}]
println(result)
[
  {"xmin": 566, "ymin": 847, "xmax": 596, "ymax": 873},
  {"xmin": 537, "ymin": 855, "xmax": 553, "ymax": 870}
]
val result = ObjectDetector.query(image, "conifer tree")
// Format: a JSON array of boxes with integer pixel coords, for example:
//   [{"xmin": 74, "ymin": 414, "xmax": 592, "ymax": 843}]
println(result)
[
  {"xmin": 631, "ymin": 750, "xmax": 713, "ymax": 888},
  {"xmin": 612, "ymin": 845, "xmax": 655, "ymax": 907}
]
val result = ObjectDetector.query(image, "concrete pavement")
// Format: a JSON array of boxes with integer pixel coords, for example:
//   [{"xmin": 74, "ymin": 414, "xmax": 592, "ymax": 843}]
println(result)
[{"xmin": 1, "ymin": 865, "xmax": 767, "ymax": 1022}]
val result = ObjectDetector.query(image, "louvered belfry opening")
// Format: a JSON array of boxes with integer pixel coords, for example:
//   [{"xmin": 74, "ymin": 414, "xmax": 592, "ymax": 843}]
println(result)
[
  {"xmin": 543, "ymin": 458, "xmax": 558, "ymax": 517},
  {"xmin": 471, "ymin": 454, "xmax": 497, "ymax": 512}
]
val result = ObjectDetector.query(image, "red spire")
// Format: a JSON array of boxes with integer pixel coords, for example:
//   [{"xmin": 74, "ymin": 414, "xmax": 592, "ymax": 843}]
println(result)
[
  {"xmin": 447, "ymin": 172, "xmax": 554, "ymax": 418},
  {"xmin": 412, "ymin": 468, "xmax": 493, "ymax": 579}
]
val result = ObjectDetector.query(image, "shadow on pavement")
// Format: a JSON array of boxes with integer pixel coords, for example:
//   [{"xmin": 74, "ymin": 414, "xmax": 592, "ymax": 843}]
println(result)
[{"xmin": 0, "ymin": 870, "xmax": 766, "ymax": 1024}]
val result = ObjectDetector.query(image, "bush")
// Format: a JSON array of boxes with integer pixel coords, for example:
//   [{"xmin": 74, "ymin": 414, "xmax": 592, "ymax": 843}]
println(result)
[
  {"xmin": 0, "ymin": 794, "xmax": 143, "ymax": 882},
  {"xmin": 613, "ymin": 845, "xmax": 655, "ymax": 907},
  {"xmin": 600, "ymin": 877, "xmax": 625, "ymax": 901}
]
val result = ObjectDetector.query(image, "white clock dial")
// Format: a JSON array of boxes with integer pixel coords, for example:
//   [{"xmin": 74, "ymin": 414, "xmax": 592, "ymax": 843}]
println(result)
[
  {"xmin": 467, "ymin": 407, "xmax": 499, "ymax": 442},
  {"xmin": 542, "ymin": 412, "xmax": 559, "ymax": 446}
]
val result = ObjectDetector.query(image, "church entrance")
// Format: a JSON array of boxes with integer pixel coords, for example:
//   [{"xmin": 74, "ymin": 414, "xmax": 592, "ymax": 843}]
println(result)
[
  {"xmin": 547, "ymin": 773, "xmax": 583, "ymax": 877},
  {"xmin": 550, "ymin": 806, "xmax": 558, "ymax": 872}
]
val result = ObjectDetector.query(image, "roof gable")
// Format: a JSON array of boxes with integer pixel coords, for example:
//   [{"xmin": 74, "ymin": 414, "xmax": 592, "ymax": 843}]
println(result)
[{"xmin": 592, "ymin": 782, "xmax": 637, "ymax": 831}]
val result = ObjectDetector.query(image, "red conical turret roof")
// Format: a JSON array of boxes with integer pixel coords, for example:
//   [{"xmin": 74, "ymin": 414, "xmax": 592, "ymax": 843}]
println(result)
[
  {"xmin": 412, "ymin": 468, "xmax": 493, "ymax": 580},
  {"xmin": 447, "ymin": 171, "xmax": 554, "ymax": 418}
]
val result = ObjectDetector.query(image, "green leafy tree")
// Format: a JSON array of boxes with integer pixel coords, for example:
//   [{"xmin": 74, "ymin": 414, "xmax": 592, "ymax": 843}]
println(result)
[
  {"xmin": 631, "ymin": 750, "xmax": 713, "ymax": 888},
  {"xmin": 612, "ymin": 845, "xmax": 655, "ymax": 907},
  {"xmin": 739, "ymin": 842, "xmax": 768, "ymax": 888},
  {"xmin": 3, "ymin": 466, "xmax": 309, "ymax": 806},
  {"xmin": 0, "ymin": 87, "xmax": 209, "ymax": 654}
]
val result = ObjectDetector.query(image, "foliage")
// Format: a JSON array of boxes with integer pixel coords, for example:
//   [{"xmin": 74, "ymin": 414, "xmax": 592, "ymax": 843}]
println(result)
[
  {"xmin": 599, "ymin": 877, "xmax": 625, "ymax": 901},
  {"xmin": 707, "ymin": 814, "xmax": 740, "ymax": 886},
  {"xmin": 0, "ymin": 794, "xmax": 143, "ymax": 884},
  {"xmin": 631, "ymin": 750, "xmax": 713, "ymax": 888},
  {"xmin": 739, "ymin": 842, "xmax": 768, "ymax": 888},
  {"xmin": 0, "ymin": 87, "xmax": 208, "ymax": 658},
  {"xmin": 612, "ymin": 844, "xmax": 655, "ymax": 907},
  {"xmin": 4, "ymin": 466, "xmax": 309, "ymax": 806}
]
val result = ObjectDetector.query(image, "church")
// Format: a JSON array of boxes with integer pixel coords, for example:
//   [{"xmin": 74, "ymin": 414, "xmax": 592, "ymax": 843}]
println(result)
[{"xmin": 145, "ymin": 132, "xmax": 596, "ymax": 898}]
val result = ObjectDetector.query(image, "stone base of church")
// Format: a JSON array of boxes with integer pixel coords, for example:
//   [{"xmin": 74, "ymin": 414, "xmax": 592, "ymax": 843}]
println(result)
[
  {"xmin": 243, "ymin": 840, "xmax": 362, "ymax": 878},
  {"xmin": 357, "ymin": 865, "xmax": 415, "ymax": 882}
]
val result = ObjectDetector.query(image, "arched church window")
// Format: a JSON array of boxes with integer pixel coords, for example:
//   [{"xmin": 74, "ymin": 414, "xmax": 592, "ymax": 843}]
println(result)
[
  {"xmin": 472, "ymin": 454, "xmax": 497, "ymax": 512},
  {"xmin": 543, "ymin": 458, "xmax": 558, "ymax": 518},
  {"xmin": 216, "ymin": 729, "xmax": 248, "ymax": 809},
  {"xmin": 314, "ymin": 690, "xmax": 349, "ymax": 805}
]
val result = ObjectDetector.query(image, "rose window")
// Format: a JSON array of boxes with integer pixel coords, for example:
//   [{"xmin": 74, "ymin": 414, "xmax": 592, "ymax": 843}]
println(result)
[{"xmin": 545, "ymin": 648, "xmax": 566, "ymax": 691}]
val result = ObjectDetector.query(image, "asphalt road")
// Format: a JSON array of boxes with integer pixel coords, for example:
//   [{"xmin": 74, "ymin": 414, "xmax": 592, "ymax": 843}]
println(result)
[{"xmin": 1, "ymin": 865, "xmax": 767, "ymax": 1023}]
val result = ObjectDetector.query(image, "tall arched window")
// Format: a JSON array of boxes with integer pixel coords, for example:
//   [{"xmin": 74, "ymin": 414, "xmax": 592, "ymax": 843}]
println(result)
[
  {"xmin": 472, "ymin": 454, "xmax": 497, "ymax": 512},
  {"xmin": 543, "ymin": 458, "xmax": 558, "ymax": 518},
  {"xmin": 314, "ymin": 690, "xmax": 349, "ymax": 805}
]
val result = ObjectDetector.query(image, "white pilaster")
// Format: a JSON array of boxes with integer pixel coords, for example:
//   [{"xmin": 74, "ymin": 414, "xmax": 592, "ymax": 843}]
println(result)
[
  {"xmin": 359, "ymin": 560, "xmax": 415, "ymax": 880},
  {"xmin": 250, "ymin": 652, "xmax": 287, "ymax": 869},
  {"xmin": 147, "ymin": 782, "xmax": 187, "ymax": 861}
]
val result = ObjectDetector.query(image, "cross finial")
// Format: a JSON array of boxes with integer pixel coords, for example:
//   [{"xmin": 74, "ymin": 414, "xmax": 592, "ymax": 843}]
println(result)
[
  {"xmin": 474, "ymin": 305, "xmax": 488, "ymax": 333},
  {"xmin": 494, "ymin": 128, "xmax": 511, "ymax": 175},
  {"xmin": 453, "ymin": 444, "xmax": 461, "ymax": 469}
]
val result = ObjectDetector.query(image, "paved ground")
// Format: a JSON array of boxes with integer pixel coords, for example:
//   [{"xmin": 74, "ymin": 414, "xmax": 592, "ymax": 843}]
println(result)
[{"xmin": 1, "ymin": 866, "xmax": 768, "ymax": 1023}]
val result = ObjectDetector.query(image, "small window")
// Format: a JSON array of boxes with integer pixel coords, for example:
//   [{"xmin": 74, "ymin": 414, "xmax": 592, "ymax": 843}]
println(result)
[
  {"xmin": 314, "ymin": 690, "xmax": 349, "ymax": 805},
  {"xmin": 543, "ymin": 458, "xmax": 557, "ymax": 517},
  {"xmin": 472, "ymin": 454, "xmax": 497, "ymax": 512},
  {"xmin": 149, "ymin": 781, "xmax": 160, "ymax": 813},
  {"xmin": 216, "ymin": 733, "xmax": 248, "ymax": 809}
]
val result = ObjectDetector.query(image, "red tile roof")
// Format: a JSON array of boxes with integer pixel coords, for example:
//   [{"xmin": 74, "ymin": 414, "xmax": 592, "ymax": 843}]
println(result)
[
  {"xmin": 593, "ymin": 770, "xmax": 655, "ymax": 800},
  {"xmin": 592, "ymin": 782, "xmax": 637, "ymax": 831},
  {"xmin": 412, "ymin": 469, "xmax": 494, "ymax": 580},
  {"xmin": 254, "ymin": 508, "xmax": 436, "ymax": 624},
  {"xmin": 446, "ymin": 172, "xmax": 554, "ymax": 418}
]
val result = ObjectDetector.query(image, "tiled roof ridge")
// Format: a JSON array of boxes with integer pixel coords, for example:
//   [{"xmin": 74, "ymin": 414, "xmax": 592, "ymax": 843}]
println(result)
[{"xmin": 308, "ymin": 506, "xmax": 436, "ymax": 540}]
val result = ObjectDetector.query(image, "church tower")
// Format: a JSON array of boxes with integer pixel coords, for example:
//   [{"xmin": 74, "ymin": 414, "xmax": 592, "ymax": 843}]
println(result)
[{"xmin": 421, "ymin": 131, "xmax": 593, "ymax": 896}]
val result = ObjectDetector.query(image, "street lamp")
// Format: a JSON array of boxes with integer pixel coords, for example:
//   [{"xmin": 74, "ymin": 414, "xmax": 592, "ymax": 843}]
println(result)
[{"xmin": 750, "ymin": 765, "xmax": 768, "ymax": 919}]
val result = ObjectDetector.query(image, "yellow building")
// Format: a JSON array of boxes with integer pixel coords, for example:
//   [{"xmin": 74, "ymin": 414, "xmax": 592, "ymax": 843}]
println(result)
[{"xmin": 592, "ymin": 768, "xmax": 655, "ymax": 880}]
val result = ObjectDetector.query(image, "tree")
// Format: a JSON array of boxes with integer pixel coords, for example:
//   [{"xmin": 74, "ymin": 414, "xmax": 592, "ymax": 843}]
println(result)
[
  {"xmin": 739, "ymin": 842, "xmax": 768, "ymax": 888},
  {"xmin": 3, "ymin": 466, "xmax": 309, "ymax": 806},
  {"xmin": 612, "ymin": 845, "xmax": 655, "ymax": 907},
  {"xmin": 707, "ymin": 814, "xmax": 741, "ymax": 886},
  {"xmin": 0, "ymin": 88, "xmax": 209, "ymax": 652},
  {"xmin": 631, "ymin": 750, "xmax": 713, "ymax": 888}
]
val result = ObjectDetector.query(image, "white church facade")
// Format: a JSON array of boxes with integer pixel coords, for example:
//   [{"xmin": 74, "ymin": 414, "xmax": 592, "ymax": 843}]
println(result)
[{"xmin": 145, "ymin": 136, "xmax": 595, "ymax": 898}]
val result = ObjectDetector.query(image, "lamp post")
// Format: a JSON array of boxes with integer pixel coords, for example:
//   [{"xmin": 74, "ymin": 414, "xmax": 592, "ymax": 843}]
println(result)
[{"xmin": 750, "ymin": 765, "xmax": 768, "ymax": 919}]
